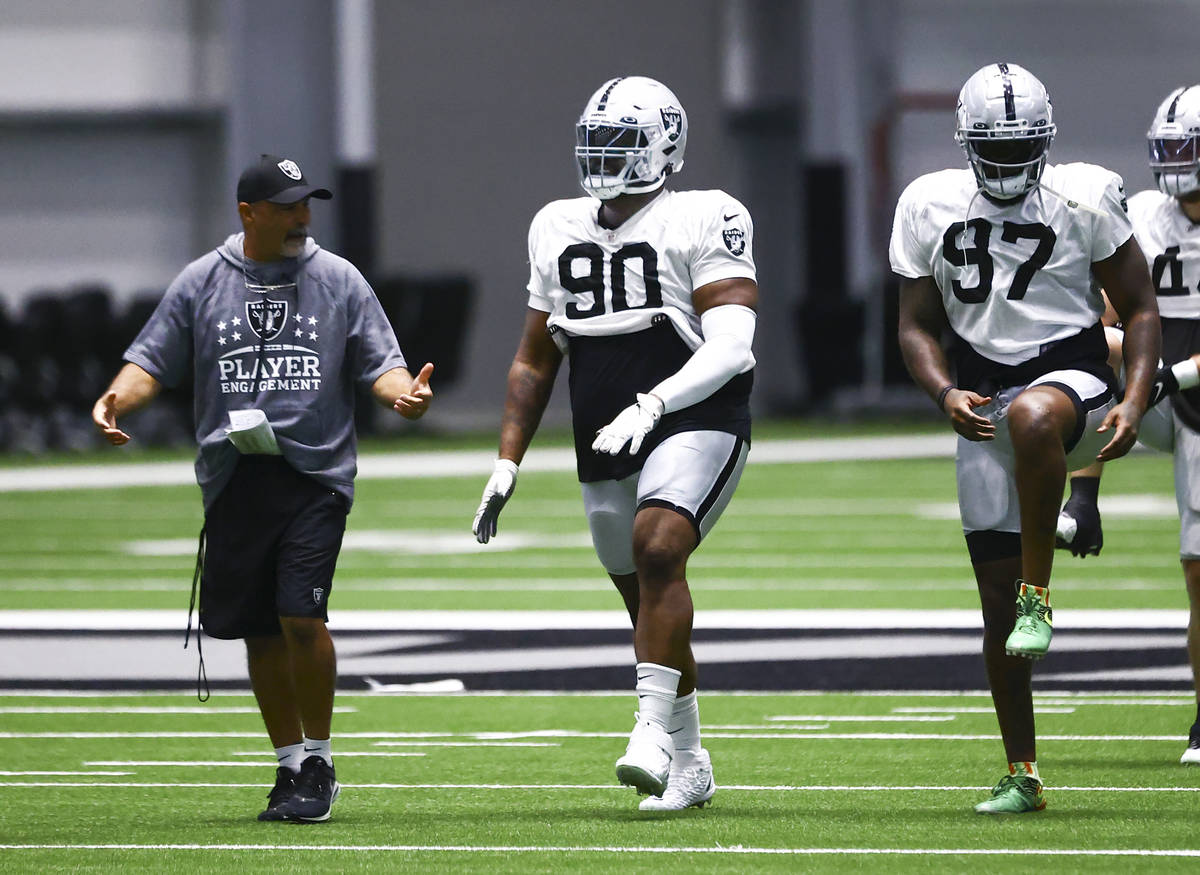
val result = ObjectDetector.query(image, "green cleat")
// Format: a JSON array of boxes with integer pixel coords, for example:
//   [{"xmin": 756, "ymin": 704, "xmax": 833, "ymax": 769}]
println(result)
[
  {"xmin": 1005, "ymin": 581, "xmax": 1052, "ymax": 660},
  {"xmin": 974, "ymin": 774, "xmax": 1046, "ymax": 814}
]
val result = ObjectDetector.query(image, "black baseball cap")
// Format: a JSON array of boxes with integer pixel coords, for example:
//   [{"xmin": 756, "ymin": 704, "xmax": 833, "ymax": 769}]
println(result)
[{"xmin": 236, "ymin": 154, "xmax": 333, "ymax": 204}]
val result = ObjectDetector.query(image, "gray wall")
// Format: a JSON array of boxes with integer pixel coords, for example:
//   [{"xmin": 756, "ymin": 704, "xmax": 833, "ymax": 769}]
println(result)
[{"xmin": 374, "ymin": 0, "xmax": 740, "ymax": 428}]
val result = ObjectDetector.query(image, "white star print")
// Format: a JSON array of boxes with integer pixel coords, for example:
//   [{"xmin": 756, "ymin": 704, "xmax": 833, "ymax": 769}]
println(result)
[
  {"xmin": 217, "ymin": 321, "xmax": 227, "ymax": 331},
  {"xmin": 217, "ymin": 336, "xmax": 226, "ymax": 346},
  {"xmin": 231, "ymin": 317, "xmax": 241, "ymax": 326},
  {"xmin": 294, "ymin": 314, "xmax": 303, "ymax": 323},
  {"xmin": 295, "ymin": 328, "xmax": 304, "ymax": 338},
  {"xmin": 309, "ymin": 331, "xmax": 318, "ymax": 341},
  {"xmin": 307, "ymin": 316, "xmax": 318, "ymax": 326},
  {"xmin": 232, "ymin": 331, "xmax": 242, "ymax": 341}
]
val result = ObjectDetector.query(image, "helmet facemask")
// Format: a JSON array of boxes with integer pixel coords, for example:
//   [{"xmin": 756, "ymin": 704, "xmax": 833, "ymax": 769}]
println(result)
[
  {"xmin": 574, "ymin": 76, "xmax": 687, "ymax": 201},
  {"xmin": 1147, "ymin": 86, "xmax": 1200, "ymax": 198},
  {"xmin": 959, "ymin": 126, "xmax": 1054, "ymax": 199},
  {"xmin": 575, "ymin": 121, "xmax": 669, "ymax": 201},
  {"xmin": 955, "ymin": 63, "xmax": 1055, "ymax": 201}
]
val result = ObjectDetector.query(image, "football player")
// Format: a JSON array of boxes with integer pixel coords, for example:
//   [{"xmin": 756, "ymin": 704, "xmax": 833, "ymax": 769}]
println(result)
[
  {"xmin": 1053, "ymin": 84, "xmax": 1200, "ymax": 764},
  {"xmin": 890, "ymin": 62, "xmax": 1161, "ymax": 813},
  {"xmin": 471, "ymin": 75, "xmax": 757, "ymax": 811}
]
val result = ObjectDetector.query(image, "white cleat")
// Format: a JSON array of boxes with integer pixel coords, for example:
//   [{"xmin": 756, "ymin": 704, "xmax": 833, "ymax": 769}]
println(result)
[
  {"xmin": 615, "ymin": 717, "xmax": 673, "ymax": 797},
  {"xmin": 639, "ymin": 748, "xmax": 715, "ymax": 811},
  {"xmin": 1181, "ymin": 742, "xmax": 1200, "ymax": 764}
]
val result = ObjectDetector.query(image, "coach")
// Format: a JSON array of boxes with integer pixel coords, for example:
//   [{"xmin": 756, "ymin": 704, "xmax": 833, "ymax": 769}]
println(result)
[{"xmin": 91, "ymin": 154, "xmax": 433, "ymax": 823}]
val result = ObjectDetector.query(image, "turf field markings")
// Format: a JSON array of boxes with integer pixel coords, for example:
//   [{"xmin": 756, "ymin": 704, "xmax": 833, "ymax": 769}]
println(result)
[
  {"xmin": 3, "ymin": 730, "xmax": 1187, "ymax": 741},
  {"xmin": 4, "ymin": 782, "xmax": 1200, "ymax": 793},
  {"xmin": 892, "ymin": 706, "xmax": 1076, "ymax": 714},
  {"xmin": 1, "ymin": 844, "xmax": 1199, "ymax": 858},
  {"xmin": 0, "ymin": 771, "xmax": 132, "ymax": 776},
  {"xmin": 0, "ymin": 706, "xmax": 357, "ymax": 715},
  {"xmin": 84, "ymin": 757, "xmax": 426, "ymax": 766},
  {"xmin": 763, "ymin": 715, "xmax": 958, "ymax": 723}
]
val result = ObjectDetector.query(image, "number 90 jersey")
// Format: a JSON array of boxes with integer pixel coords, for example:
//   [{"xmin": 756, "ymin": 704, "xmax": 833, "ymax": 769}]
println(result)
[
  {"xmin": 889, "ymin": 163, "xmax": 1132, "ymax": 365},
  {"xmin": 526, "ymin": 189, "xmax": 756, "ymax": 350}
]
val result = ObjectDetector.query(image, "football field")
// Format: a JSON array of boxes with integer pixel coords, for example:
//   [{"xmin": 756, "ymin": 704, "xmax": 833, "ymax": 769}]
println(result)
[{"xmin": 1, "ymin": 423, "xmax": 1198, "ymax": 871}]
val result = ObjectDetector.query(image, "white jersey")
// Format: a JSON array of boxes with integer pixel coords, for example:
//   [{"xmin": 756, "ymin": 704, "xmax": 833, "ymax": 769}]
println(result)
[
  {"xmin": 526, "ymin": 189, "xmax": 756, "ymax": 354},
  {"xmin": 1128, "ymin": 188, "xmax": 1200, "ymax": 319},
  {"xmin": 889, "ymin": 163, "xmax": 1132, "ymax": 365}
]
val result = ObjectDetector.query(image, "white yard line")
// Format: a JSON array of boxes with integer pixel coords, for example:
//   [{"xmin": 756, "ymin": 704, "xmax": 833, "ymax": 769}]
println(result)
[
  {"xmin": 1, "ymin": 782, "xmax": 1198, "ymax": 793},
  {"xmin": 0, "ymin": 435, "xmax": 959, "ymax": 493},
  {"xmin": 0, "ymin": 706, "xmax": 356, "ymax": 715},
  {"xmin": 0, "ymin": 730, "xmax": 1187, "ymax": 741},
  {"xmin": 0, "ymin": 608, "xmax": 1189, "ymax": 631},
  {"xmin": 0, "ymin": 843, "xmax": 1197, "ymax": 858}
]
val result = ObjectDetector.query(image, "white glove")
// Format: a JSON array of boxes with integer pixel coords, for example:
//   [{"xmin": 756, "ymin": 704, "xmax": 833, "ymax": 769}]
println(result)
[
  {"xmin": 591, "ymin": 393, "xmax": 664, "ymax": 456},
  {"xmin": 473, "ymin": 459, "xmax": 519, "ymax": 544}
]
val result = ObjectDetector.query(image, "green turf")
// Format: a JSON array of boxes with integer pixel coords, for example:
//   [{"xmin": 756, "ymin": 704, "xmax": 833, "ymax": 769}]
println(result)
[
  {"xmin": 0, "ymin": 443, "xmax": 1186, "ymax": 613},
  {"xmin": 1, "ymin": 691, "xmax": 1198, "ymax": 873},
  {"xmin": 0, "ymin": 431, "xmax": 1196, "ymax": 871}
]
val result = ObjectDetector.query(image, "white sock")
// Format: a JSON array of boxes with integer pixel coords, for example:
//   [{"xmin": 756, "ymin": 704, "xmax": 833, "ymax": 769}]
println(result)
[
  {"xmin": 670, "ymin": 691, "xmax": 702, "ymax": 756},
  {"xmin": 635, "ymin": 662, "xmax": 680, "ymax": 732},
  {"xmin": 302, "ymin": 736, "xmax": 333, "ymax": 767},
  {"xmin": 274, "ymin": 742, "xmax": 305, "ymax": 773}
]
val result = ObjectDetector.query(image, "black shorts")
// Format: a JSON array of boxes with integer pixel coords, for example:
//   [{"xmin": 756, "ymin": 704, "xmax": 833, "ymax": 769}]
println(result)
[{"xmin": 200, "ymin": 456, "xmax": 348, "ymax": 640}]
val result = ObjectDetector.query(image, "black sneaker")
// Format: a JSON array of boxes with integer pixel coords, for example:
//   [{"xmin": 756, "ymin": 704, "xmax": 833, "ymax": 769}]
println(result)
[
  {"xmin": 257, "ymin": 767, "xmax": 297, "ymax": 821},
  {"xmin": 279, "ymin": 755, "xmax": 340, "ymax": 822},
  {"xmin": 1182, "ymin": 721, "xmax": 1200, "ymax": 765}
]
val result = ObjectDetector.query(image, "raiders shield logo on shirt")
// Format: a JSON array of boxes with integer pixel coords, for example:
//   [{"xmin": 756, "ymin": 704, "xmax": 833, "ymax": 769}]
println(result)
[
  {"xmin": 722, "ymin": 228, "xmax": 746, "ymax": 256},
  {"xmin": 246, "ymin": 299, "xmax": 289, "ymax": 340}
]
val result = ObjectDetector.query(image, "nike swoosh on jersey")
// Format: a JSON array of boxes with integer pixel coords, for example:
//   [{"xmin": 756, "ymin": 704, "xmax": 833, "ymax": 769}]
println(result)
[{"xmin": 723, "ymin": 213, "xmax": 740, "ymax": 221}]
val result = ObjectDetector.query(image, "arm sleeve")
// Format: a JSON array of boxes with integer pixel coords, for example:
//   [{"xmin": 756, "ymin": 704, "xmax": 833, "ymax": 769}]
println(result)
[
  {"xmin": 347, "ymin": 270, "xmax": 407, "ymax": 389},
  {"xmin": 648, "ymin": 303, "xmax": 756, "ymax": 414},
  {"xmin": 525, "ymin": 207, "xmax": 554, "ymax": 313},
  {"xmin": 122, "ymin": 271, "xmax": 195, "ymax": 389},
  {"xmin": 690, "ymin": 195, "xmax": 756, "ymax": 289},
  {"xmin": 1091, "ymin": 172, "xmax": 1134, "ymax": 263}
]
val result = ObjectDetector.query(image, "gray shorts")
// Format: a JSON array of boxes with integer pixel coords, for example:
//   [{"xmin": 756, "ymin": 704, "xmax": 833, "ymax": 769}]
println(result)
[
  {"xmin": 580, "ymin": 430, "xmax": 748, "ymax": 575},
  {"xmin": 957, "ymin": 369, "xmax": 1115, "ymax": 534}
]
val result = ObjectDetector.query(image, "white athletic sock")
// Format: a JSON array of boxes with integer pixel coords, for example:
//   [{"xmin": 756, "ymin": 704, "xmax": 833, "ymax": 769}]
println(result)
[
  {"xmin": 302, "ymin": 736, "xmax": 333, "ymax": 767},
  {"xmin": 274, "ymin": 742, "xmax": 305, "ymax": 773},
  {"xmin": 670, "ymin": 691, "xmax": 702, "ymax": 756},
  {"xmin": 634, "ymin": 662, "xmax": 680, "ymax": 732}
]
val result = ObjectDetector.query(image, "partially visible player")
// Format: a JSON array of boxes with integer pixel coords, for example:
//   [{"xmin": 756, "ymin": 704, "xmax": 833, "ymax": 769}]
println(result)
[
  {"xmin": 891, "ymin": 62, "xmax": 1161, "ymax": 813},
  {"xmin": 1054, "ymin": 85, "xmax": 1200, "ymax": 763},
  {"xmin": 471, "ymin": 76, "xmax": 757, "ymax": 810}
]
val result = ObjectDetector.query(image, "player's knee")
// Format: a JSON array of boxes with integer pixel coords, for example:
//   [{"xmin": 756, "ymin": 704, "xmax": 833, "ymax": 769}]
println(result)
[
  {"xmin": 279, "ymin": 616, "xmax": 328, "ymax": 648},
  {"xmin": 1007, "ymin": 394, "xmax": 1068, "ymax": 448},
  {"xmin": 633, "ymin": 537, "xmax": 689, "ymax": 582}
]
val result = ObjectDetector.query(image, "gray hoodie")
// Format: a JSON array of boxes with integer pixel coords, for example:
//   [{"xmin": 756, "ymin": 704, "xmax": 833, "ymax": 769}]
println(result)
[{"xmin": 124, "ymin": 233, "xmax": 406, "ymax": 509}]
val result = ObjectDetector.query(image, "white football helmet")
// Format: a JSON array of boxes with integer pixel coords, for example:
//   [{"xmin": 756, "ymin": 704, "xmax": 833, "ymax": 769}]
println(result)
[
  {"xmin": 576, "ymin": 76, "xmax": 687, "ymax": 200},
  {"xmin": 955, "ymin": 63, "xmax": 1055, "ymax": 200},
  {"xmin": 1148, "ymin": 85, "xmax": 1200, "ymax": 197}
]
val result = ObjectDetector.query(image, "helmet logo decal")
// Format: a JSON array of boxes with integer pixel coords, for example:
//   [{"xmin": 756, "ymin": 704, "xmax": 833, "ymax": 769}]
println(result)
[
  {"xmin": 722, "ymin": 228, "xmax": 746, "ymax": 256},
  {"xmin": 660, "ymin": 107, "xmax": 683, "ymax": 142},
  {"xmin": 277, "ymin": 159, "xmax": 302, "ymax": 180}
]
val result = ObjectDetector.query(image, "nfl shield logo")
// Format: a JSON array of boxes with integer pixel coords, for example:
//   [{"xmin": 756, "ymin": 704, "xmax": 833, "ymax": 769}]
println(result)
[
  {"xmin": 277, "ymin": 159, "xmax": 302, "ymax": 180},
  {"xmin": 246, "ymin": 299, "xmax": 289, "ymax": 340},
  {"xmin": 660, "ymin": 106, "xmax": 683, "ymax": 142},
  {"xmin": 312, "ymin": 587, "xmax": 325, "ymax": 605},
  {"xmin": 722, "ymin": 228, "xmax": 746, "ymax": 256}
]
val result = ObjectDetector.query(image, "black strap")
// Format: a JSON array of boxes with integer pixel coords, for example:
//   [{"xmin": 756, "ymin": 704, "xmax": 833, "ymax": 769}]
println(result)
[{"xmin": 184, "ymin": 523, "xmax": 210, "ymax": 702}]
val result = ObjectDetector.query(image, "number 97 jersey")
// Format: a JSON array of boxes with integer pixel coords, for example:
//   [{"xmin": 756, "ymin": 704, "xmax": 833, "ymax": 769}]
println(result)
[
  {"xmin": 525, "ymin": 189, "xmax": 756, "ymax": 350},
  {"xmin": 889, "ymin": 163, "xmax": 1131, "ymax": 365}
]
